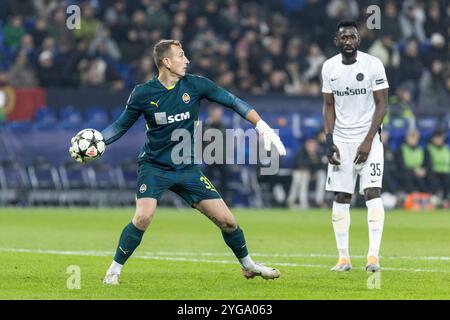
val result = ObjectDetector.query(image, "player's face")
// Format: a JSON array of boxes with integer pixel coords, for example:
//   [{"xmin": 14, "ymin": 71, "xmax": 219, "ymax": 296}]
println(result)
[
  {"xmin": 335, "ymin": 27, "xmax": 360, "ymax": 57},
  {"xmin": 168, "ymin": 45, "xmax": 190, "ymax": 76}
]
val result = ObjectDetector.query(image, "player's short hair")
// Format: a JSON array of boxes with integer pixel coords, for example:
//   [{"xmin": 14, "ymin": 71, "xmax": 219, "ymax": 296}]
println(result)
[
  {"xmin": 336, "ymin": 20, "xmax": 358, "ymax": 33},
  {"xmin": 153, "ymin": 39, "xmax": 182, "ymax": 69}
]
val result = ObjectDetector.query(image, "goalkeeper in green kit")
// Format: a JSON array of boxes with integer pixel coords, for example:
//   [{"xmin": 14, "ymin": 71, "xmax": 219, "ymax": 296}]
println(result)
[{"xmin": 69, "ymin": 40, "xmax": 286, "ymax": 285}]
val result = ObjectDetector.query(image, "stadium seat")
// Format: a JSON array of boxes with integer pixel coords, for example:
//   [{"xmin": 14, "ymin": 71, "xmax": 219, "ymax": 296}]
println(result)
[
  {"xmin": 33, "ymin": 107, "xmax": 58, "ymax": 131},
  {"xmin": 90, "ymin": 161, "xmax": 118, "ymax": 189},
  {"xmin": 116, "ymin": 159, "xmax": 137, "ymax": 190},
  {"xmin": 417, "ymin": 116, "xmax": 439, "ymax": 146},
  {"xmin": 5, "ymin": 121, "xmax": 32, "ymax": 133},
  {"xmin": 386, "ymin": 117, "xmax": 409, "ymax": 150},
  {"xmin": 84, "ymin": 107, "xmax": 110, "ymax": 130},
  {"xmin": 59, "ymin": 161, "xmax": 95, "ymax": 206},
  {"xmin": 89, "ymin": 161, "xmax": 129, "ymax": 206},
  {"xmin": 0, "ymin": 160, "xmax": 30, "ymax": 205},
  {"xmin": 59, "ymin": 105, "xmax": 83, "ymax": 130},
  {"xmin": 115, "ymin": 160, "xmax": 139, "ymax": 205},
  {"xmin": 301, "ymin": 113, "xmax": 322, "ymax": 139},
  {"xmin": 0, "ymin": 132, "xmax": 14, "ymax": 162},
  {"xmin": 27, "ymin": 158, "xmax": 62, "ymax": 205}
]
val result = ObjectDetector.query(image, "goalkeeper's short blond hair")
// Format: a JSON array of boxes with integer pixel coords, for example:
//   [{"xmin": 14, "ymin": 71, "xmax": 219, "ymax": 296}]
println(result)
[{"xmin": 153, "ymin": 39, "xmax": 182, "ymax": 69}]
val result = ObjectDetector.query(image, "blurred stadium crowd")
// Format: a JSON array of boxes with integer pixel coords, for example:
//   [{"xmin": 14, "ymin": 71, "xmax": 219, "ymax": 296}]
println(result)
[
  {"xmin": 0, "ymin": 0, "xmax": 449, "ymax": 103},
  {"xmin": 0, "ymin": 0, "xmax": 449, "ymax": 209}
]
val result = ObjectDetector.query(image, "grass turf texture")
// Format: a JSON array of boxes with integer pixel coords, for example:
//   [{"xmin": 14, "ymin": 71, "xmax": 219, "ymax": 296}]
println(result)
[{"xmin": 0, "ymin": 208, "xmax": 449, "ymax": 299}]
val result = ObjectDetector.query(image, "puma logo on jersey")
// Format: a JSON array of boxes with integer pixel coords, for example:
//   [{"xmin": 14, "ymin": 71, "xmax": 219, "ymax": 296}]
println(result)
[
  {"xmin": 150, "ymin": 100, "xmax": 159, "ymax": 108},
  {"xmin": 154, "ymin": 111, "xmax": 190, "ymax": 125}
]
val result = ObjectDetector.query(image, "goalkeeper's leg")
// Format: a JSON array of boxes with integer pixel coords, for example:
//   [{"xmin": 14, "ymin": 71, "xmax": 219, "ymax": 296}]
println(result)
[
  {"xmin": 194, "ymin": 199, "xmax": 280, "ymax": 280},
  {"xmin": 103, "ymin": 198, "xmax": 157, "ymax": 285}
]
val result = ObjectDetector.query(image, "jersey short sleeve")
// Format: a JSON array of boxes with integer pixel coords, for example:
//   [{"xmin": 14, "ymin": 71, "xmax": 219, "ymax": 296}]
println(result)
[
  {"xmin": 370, "ymin": 58, "xmax": 389, "ymax": 91},
  {"xmin": 321, "ymin": 61, "xmax": 332, "ymax": 94}
]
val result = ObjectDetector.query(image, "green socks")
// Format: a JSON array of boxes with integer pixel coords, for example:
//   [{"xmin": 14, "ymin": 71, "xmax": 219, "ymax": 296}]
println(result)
[
  {"xmin": 222, "ymin": 226, "xmax": 249, "ymax": 259},
  {"xmin": 114, "ymin": 222, "xmax": 145, "ymax": 265},
  {"xmin": 113, "ymin": 223, "xmax": 248, "ymax": 266}
]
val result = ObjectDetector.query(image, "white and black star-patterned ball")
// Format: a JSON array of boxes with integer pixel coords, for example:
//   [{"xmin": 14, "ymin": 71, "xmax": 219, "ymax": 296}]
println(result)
[{"xmin": 73, "ymin": 129, "xmax": 105, "ymax": 160}]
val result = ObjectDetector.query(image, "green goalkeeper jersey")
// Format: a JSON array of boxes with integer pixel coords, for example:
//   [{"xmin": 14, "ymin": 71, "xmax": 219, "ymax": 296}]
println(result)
[{"xmin": 101, "ymin": 74, "xmax": 253, "ymax": 170}]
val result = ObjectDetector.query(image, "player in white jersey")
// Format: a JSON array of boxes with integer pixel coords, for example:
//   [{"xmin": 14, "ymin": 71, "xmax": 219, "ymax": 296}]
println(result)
[{"xmin": 321, "ymin": 21, "xmax": 389, "ymax": 272}]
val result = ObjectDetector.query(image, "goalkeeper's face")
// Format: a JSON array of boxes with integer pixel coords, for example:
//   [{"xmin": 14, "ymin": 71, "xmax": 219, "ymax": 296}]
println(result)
[{"xmin": 167, "ymin": 45, "xmax": 190, "ymax": 77}]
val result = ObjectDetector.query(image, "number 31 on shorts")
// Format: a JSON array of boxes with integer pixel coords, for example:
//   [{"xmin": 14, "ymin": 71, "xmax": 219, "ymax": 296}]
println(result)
[{"xmin": 200, "ymin": 176, "xmax": 217, "ymax": 192}]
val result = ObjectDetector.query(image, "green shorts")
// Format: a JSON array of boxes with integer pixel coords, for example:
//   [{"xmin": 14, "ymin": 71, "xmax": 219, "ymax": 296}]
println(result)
[{"xmin": 136, "ymin": 162, "xmax": 222, "ymax": 206}]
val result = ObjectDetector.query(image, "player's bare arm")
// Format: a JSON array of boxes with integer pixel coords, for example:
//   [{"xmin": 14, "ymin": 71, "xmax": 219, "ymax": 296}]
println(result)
[
  {"xmin": 354, "ymin": 88, "xmax": 388, "ymax": 164},
  {"xmin": 323, "ymin": 92, "xmax": 340, "ymax": 165}
]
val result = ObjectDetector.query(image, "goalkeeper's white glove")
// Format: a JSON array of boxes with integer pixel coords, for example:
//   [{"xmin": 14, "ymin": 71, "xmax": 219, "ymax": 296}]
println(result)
[
  {"xmin": 255, "ymin": 120, "xmax": 287, "ymax": 156},
  {"xmin": 69, "ymin": 136, "xmax": 84, "ymax": 163}
]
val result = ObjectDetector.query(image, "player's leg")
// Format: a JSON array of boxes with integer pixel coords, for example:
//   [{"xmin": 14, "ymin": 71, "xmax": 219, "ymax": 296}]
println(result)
[
  {"xmin": 363, "ymin": 188, "xmax": 383, "ymax": 272},
  {"xmin": 360, "ymin": 136, "xmax": 384, "ymax": 272},
  {"xmin": 104, "ymin": 198, "xmax": 157, "ymax": 284},
  {"xmin": 172, "ymin": 168, "xmax": 279, "ymax": 279},
  {"xmin": 194, "ymin": 198, "xmax": 280, "ymax": 280},
  {"xmin": 330, "ymin": 192, "xmax": 352, "ymax": 271},
  {"xmin": 326, "ymin": 140, "xmax": 357, "ymax": 271},
  {"xmin": 104, "ymin": 163, "xmax": 172, "ymax": 285}
]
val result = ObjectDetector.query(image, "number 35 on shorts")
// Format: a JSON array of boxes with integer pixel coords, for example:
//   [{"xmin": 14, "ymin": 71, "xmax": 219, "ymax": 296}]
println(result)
[
  {"xmin": 200, "ymin": 176, "xmax": 217, "ymax": 192},
  {"xmin": 370, "ymin": 163, "xmax": 382, "ymax": 177}
]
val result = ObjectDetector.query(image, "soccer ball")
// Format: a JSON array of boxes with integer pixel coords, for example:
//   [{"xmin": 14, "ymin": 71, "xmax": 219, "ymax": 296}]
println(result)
[{"xmin": 71, "ymin": 129, "xmax": 106, "ymax": 160}]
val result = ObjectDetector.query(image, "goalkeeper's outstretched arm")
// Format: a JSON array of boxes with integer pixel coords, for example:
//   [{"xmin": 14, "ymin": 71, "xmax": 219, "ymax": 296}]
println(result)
[
  {"xmin": 69, "ymin": 88, "xmax": 143, "ymax": 163},
  {"xmin": 101, "ymin": 106, "xmax": 141, "ymax": 145},
  {"xmin": 196, "ymin": 76, "xmax": 286, "ymax": 156},
  {"xmin": 101, "ymin": 86, "xmax": 143, "ymax": 145}
]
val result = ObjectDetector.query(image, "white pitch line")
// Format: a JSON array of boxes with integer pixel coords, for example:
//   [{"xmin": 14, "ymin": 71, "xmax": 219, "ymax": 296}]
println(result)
[
  {"xmin": 139, "ymin": 251, "xmax": 450, "ymax": 261},
  {"xmin": 2, "ymin": 248, "xmax": 450, "ymax": 261},
  {"xmin": 1, "ymin": 248, "xmax": 449, "ymax": 273}
]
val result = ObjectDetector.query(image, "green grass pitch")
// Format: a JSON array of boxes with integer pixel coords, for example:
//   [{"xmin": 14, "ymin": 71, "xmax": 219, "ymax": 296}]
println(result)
[{"xmin": 1, "ymin": 207, "xmax": 449, "ymax": 299}]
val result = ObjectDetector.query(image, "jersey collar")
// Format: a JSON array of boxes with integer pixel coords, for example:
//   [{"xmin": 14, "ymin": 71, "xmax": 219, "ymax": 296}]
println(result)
[{"xmin": 154, "ymin": 75, "xmax": 181, "ymax": 91}]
